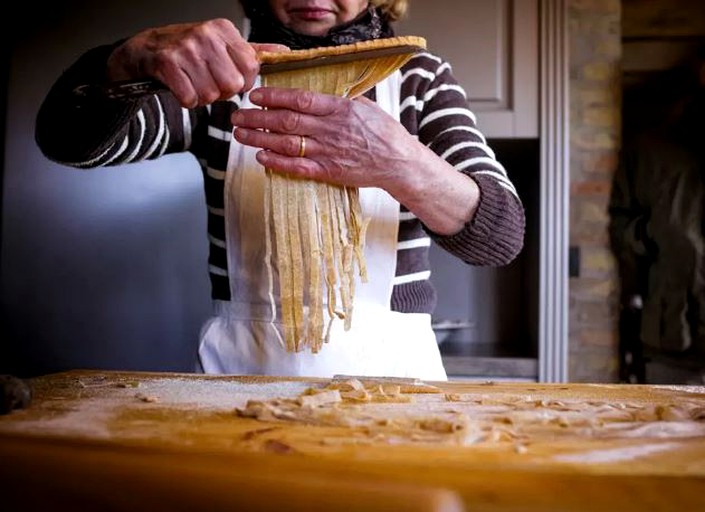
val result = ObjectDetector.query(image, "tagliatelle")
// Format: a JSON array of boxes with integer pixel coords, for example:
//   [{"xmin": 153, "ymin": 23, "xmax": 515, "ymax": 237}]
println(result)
[{"xmin": 258, "ymin": 36, "xmax": 426, "ymax": 353}]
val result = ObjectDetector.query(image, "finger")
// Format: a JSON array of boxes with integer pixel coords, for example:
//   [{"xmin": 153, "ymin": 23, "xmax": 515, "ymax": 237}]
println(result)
[
  {"xmin": 181, "ymin": 65, "xmax": 224, "ymax": 106},
  {"xmin": 233, "ymin": 128, "xmax": 315, "ymax": 159},
  {"xmin": 206, "ymin": 41, "xmax": 254, "ymax": 99},
  {"xmin": 225, "ymin": 40, "xmax": 262, "ymax": 92},
  {"xmin": 232, "ymin": 107, "xmax": 311, "ymax": 136},
  {"xmin": 254, "ymin": 149, "xmax": 323, "ymax": 182},
  {"xmin": 154, "ymin": 63, "xmax": 200, "ymax": 108},
  {"xmin": 207, "ymin": 62, "xmax": 247, "ymax": 101},
  {"xmin": 248, "ymin": 87, "xmax": 340, "ymax": 116},
  {"xmin": 252, "ymin": 43, "xmax": 291, "ymax": 53},
  {"xmin": 153, "ymin": 41, "xmax": 224, "ymax": 107},
  {"xmin": 210, "ymin": 19, "xmax": 262, "ymax": 92}
]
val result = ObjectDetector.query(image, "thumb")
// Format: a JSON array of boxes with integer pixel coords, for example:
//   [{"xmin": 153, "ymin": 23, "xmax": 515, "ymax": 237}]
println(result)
[{"xmin": 252, "ymin": 43, "xmax": 291, "ymax": 54}]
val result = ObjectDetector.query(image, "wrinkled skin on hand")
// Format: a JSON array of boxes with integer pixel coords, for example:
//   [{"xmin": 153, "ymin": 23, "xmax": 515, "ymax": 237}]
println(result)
[
  {"xmin": 232, "ymin": 86, "xmax": 481, "ymax": 236},
  {"xmin": 232, "ymin": 86, "xmax": 423, "ymax": 195},
  {"xmin": 107, "ymin": 18, "xmax": 288, "ymax": 108}
]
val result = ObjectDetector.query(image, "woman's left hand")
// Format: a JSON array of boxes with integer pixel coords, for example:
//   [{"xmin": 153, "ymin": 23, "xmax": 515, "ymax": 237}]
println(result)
[
  {"xmin": 231, "ymin": 86, "xmax": 480, "ymax": 236},
  {"xmin": 231, "ymin": 86, "xmax": 421, "ymax": 193}
]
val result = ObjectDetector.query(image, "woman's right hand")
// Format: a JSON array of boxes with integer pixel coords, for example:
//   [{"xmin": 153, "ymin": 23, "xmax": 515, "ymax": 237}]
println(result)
[{"xmin": 106, "ymin": 18, "xmax": 288, "ymax": 108}]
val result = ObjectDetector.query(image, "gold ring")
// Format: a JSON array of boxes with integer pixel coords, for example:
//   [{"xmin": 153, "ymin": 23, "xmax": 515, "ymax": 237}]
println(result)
[{"xmin": 298, "ymin": 135, "xmax": 306, "ymax": 158}]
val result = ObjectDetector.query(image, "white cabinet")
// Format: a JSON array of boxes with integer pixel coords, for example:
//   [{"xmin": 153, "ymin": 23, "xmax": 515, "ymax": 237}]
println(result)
[{"xmin": 396, "ymin": 0, "xmax": 539, "ymax": 138}]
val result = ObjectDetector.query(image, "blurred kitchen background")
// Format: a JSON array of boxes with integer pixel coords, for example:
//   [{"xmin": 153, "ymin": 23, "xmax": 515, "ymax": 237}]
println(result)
[{"xmin": 2, "ymin": 0, "xmax": 704, "ymax": 383}]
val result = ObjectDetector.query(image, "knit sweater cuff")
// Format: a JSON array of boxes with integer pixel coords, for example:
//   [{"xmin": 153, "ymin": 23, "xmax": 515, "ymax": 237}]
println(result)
[{"xmin": 428, "ymin": 174, "xmax": 525, "ymax": 266}]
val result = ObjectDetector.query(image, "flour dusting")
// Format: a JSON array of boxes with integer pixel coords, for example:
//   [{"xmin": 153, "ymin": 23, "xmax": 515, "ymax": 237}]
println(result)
[
  {"xmin": 553, "ymin": 442, "xmax": 682, "ymax": 464},
  {"xmin": 0, "ymin": 376, "xmax": 312, "ymax": 438}
]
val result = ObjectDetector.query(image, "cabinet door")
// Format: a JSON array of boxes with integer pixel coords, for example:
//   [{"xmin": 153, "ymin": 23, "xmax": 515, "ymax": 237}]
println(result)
[{"xmin": 396, "ymin": 0, "xmax": 538, "ymax": 138}]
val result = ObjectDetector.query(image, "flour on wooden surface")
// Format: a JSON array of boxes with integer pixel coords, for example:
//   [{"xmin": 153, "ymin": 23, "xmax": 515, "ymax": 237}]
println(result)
[
  {"xmin": 0, "ymin": 376, "xmax": 312, "ymax": 438},
  {"xmin": 236, "ymin": 378, "xmax": 705, "ymax": 454},
  {"xmin": 553, "ymin": 442, "xmax": 682, "ymax": 463}
]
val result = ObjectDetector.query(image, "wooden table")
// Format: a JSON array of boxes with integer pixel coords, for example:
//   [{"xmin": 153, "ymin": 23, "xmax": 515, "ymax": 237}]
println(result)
[{"xmin": 1, "ymin": 370, "xmax": 704, "ymax": 511}]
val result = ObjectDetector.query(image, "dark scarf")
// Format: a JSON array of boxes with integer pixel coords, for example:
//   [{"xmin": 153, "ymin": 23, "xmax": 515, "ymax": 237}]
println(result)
[{"xmin": 242, "ymin": 4, "xmax": 395, "ymax": 49}]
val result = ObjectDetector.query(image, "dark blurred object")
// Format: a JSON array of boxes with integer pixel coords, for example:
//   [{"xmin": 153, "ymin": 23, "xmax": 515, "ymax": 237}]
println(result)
[
  {"xmin": 609, "ymin": 44, "xmax": 705, "ymax": 383},
  {"xmin": 0, "ymin": 375, "xmax": 32, "ymax": 415},
  {"xmin": 618, "ymin": 294, "xmax": 646, "ymax": 383}
]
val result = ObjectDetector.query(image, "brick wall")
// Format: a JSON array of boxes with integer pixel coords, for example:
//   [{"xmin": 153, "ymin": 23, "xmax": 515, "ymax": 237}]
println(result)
[
  {"xmin": 567, "ymin": 0, "xmax": 705, "ymax": 382},
  {"xmin": 568, "ymin": 0, "xmax": 622, "ymax": 382}
]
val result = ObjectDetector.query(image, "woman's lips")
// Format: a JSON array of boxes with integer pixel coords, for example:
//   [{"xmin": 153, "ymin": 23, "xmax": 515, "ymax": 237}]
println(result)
[{"xmin": 290, "ymin": 8, "xmax": 333, "ymax": 21}]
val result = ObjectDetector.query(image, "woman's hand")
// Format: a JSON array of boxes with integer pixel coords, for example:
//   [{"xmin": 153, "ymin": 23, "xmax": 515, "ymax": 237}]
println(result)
[
  {"xmin": 107, "ymin": 19, "xmax": 288, "ymax": 108},
  {"xmin": 232, "ymin": 87, "xmax": 480, "ymax": 235},
  {"xmin": 232, "ymin": 87, "xmax": 424, "ymax": 190}
]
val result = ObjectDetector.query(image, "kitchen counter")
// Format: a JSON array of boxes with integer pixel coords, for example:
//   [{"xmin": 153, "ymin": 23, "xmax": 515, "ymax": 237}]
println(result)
[
  {"xmin": 440, "ymin": 341, "xmax": 539, "ymax": 380},
  {"xmin": 1, "ymin": 370, "xmax": 704, "ymax": 511}
]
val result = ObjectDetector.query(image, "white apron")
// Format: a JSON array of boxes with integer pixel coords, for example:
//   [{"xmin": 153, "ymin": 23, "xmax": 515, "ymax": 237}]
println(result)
[{"xmin": 197, "ymin": 73, "xmax": 447, "ymax": 381}]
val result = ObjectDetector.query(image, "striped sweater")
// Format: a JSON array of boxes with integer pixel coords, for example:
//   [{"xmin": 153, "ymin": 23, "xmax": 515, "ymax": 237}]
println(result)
[{"xmin": 35, "ymin": 44, "xmax": 525, "ymax": 315}]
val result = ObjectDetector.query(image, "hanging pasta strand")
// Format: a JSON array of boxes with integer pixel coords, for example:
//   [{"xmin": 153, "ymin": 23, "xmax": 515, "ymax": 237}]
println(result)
[
  {"xmin": 331, "ymin": 185, "xmax": 354, "ymax": 330},
  {"xmin": 258, "ymin": 36, "xmax": 427, "ymax": 352},
  {"xmin": 270, "ymin": 171, "xmax": 296, "ymax": 351},
  {"xmin": 263, "ymin": 169, "xmax": 286, "ymax": 349},
  {"xmin": 287, "ymin": 177, "xmax": 307, "ymax": 351},
  {"xmin": 316, "ymin": 182, "xmax": 340, "ymax": 326},
  {"xmin": 347, "ymin": 186, "xmax": 370, "ymax": 283},
  {"xmin": 299, "ymin": 181, "xmax": 323, "ymax": 351},
  {"xmin": 325, "ymin": 187, "xmax": 350, "ymax": 320}
]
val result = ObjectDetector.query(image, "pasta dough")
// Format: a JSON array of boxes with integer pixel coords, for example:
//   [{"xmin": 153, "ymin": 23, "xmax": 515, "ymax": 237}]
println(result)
[
  {"xmin": 258, "ymin": 37, "xmax": 427, "ymax": 353},
  {"xmin": 236, "ymin": 378, "xmax": 705, "ymax": 448}
]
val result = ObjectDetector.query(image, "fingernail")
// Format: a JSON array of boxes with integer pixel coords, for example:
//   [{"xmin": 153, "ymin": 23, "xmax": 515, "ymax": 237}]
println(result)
[
  {"xmin": 232, "ymin": 112, "xmax": 242, "ymax": 125},
  {"xmin": 249, "ymin": 89, "xmax": 262, "ymax": 102}
]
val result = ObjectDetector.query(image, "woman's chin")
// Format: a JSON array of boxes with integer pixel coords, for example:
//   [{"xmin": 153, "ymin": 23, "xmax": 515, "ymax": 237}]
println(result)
[{"xmin": 288, "ymin": 22, "xmax": 335, "ymax": 38}]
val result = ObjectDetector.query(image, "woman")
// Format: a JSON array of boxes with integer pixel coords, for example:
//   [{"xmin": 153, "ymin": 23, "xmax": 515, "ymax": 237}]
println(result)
[{"xmin": 35, "ymin": 0, "xmax": 525, "ymax": 380}]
